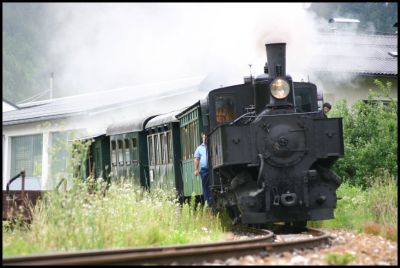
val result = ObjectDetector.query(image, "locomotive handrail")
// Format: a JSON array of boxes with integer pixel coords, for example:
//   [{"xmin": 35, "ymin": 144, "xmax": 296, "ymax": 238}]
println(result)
[
  {"xmin": 257, "ymin": 154, "xmax": 265, "ymax": 188},
  {"xmin": 256, "ymin": 111, "xmax": 321, "ymax": 118},
  {"xmin": 6, "ymin": 170, "xmax": 25, "ymax": 194},
  {"xmin": 229, "ymin": 111, "xmax": 256, "ymax": 126}
]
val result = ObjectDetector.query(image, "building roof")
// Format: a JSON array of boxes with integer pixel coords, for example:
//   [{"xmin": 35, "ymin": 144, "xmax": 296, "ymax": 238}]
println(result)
[
  {"xmin": 2, "ymin": 76, "xmax": 204, "ymax": 126},
  {"xmin": 2, "ymin": 99, "xmax": 19, "ymax": 112},
  {"xmin": 311, "ymin": 32, "xmax": 397, "ymax": 76}
]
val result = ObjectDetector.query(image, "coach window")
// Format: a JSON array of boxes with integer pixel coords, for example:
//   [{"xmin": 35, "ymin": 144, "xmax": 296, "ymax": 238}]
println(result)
[
  {"xmin": 118, "ymin": 139, "xmax": 124, "ymax": 166},
  {"xmin": 180, "ymin": 127, "xmax": 187, "ymax": 160},
  {"xmin": 155, "ymin": 134, "xmax": 160, "ymax": 165},
  {"xmin": 131, "ymin": 138, "xmax": 138, "ymax": 164},
  {"xmin": 163, "ymin": 133, "xmax": 168, "ymax": 164},
  {"xmin": 124, "ymin": 138, "xmax": 131, "ymax": 165},
  {"xmin": 159, "ymin": 133, "xmax": 164, "ymax": 165},
  {"xmin": 167, "ymin": 131, "xmax": 172, "ymax": 163},
  {"xmin": 148, "ymin": 136, "xmax": 154, "ymax": 166},
  {"xmin": 111, "ymin": 140, "xmax": 117, "ymax": 166},
  {"xmin": 215, "ymin": 95, "xmax": 235, "ymax": 124}
]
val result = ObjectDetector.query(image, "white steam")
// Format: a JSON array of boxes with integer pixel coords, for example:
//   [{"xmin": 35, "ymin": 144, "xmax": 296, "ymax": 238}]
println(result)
[{"xmin": 47, "ymin": 3, "xmax": 321, "ymax": 95}]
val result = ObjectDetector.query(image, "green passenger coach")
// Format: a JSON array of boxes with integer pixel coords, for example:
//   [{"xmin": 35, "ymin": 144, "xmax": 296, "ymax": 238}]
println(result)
[
  {"xmin": 176, "ymin": 102, "xmax": 204, "ymax": 198},
  {"xmin": 106, "ymin": 117, "xmax": 154, "ymax": 187},
  {"xmin": 145, "ymin": 110, "xmax": 183, "ymax": 198}
]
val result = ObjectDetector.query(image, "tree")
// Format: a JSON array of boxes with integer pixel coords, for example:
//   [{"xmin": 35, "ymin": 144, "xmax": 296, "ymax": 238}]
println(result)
[{"xmin": 330, "ymin": 80, "xmax": 398, "ymax": 187}]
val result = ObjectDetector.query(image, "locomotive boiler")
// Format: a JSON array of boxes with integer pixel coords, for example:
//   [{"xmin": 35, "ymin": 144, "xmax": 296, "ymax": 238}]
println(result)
[{"xmin": 208, "ymin": 43, "xmax": 344, "ymax": 227}]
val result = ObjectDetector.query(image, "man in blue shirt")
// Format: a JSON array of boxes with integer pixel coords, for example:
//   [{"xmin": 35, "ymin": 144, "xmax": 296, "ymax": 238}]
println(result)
[{"xmin": 194, "ymin": 131, "xmax": 212, "ymax": 206}]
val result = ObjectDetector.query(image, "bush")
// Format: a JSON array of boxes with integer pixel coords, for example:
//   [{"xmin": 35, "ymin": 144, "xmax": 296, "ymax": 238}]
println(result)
[{"xmin": 330, "ymin": 79, "xmax": 397, "ymax": 188}]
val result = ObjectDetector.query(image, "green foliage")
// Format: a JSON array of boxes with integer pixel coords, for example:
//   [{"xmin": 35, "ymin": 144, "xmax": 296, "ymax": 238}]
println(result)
[
  {"xmin": 325, "ymin": 252, "xmax": 356, "ymax": 265},
  {"xmin": 365, "ymin": 171, "xmax": 398, "ymax": 226},
  {"xmin": 309, "ymin": 176, "xmax": 397, "ymax": 238},
  {"xmin": 330, "ymin": 79, "xmax": 397, "ymax": 188},
  {"xmin": 3, "ymin": 180, "xmax": 225, "ymax": 257},
  {"xmin": 47, "ymin": 129, "xmax": 92, "ymax": 189},
  {"xmin": 309, "ymin": 182, "xmax": 372, "ymax": 231}
]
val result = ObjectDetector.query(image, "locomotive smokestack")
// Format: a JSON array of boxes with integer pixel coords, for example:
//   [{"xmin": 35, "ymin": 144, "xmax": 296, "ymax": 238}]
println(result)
[{"xmin": 265, "ymin": 43, "xmax": 286, "ymax": 78}]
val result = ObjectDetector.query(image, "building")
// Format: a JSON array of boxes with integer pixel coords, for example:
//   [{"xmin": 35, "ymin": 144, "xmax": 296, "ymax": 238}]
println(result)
[{"xmin": 309, "ymin": 31, "xmax": 397, "ymax": 106}]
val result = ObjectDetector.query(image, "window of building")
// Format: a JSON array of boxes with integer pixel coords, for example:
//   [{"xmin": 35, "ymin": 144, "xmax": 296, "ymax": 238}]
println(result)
[
  {"xmin": 215, "ymin": 95, "xmax": 235, "ymax": 124},
  {"xmin": 11, "ymin": 134, "xmax": 43, "ymax": 180},
  {"xmin": 50, "ymin": 131, "xmax": 72, "ymax": 187}
]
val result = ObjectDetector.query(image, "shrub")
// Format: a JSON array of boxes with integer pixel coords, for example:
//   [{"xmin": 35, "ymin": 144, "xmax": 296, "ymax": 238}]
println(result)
[{"xmin": 330, "ymin": 79, "xmax": 397, "ymax": 188}]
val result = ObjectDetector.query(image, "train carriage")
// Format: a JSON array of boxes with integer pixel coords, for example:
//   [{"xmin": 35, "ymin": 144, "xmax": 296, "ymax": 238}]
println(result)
[
  {"xmin": 106, "ymin": 117, "xmax": 154, "ymax": 187},
  {"xmin": 145, "ymin": 110, "xmax": 183, "ymax": 196},
  {"xmin": 88, "ymin": 134, "xmax": 111, "ymax": 181},
  {"xmin": 71, "ymin": 133, "xmax": 110, "ymax": 182},
  {"xmin": 175, "ymin": 101, "xmax": 205, "ymax": 198}
]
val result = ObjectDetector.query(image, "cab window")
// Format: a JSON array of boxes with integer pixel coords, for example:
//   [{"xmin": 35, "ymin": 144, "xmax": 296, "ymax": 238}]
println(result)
[{"xmin": 215, "ymin": 95, "xmax": 235, "ymax": 124}]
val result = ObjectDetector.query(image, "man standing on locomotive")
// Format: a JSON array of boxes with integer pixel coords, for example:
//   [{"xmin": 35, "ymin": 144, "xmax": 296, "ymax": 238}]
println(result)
[
  {"xmin": 323, "ymin": 102, "xmax": 331, "ymax": 117},
  {"xmin": 194, "ymin": 132, "xmax": 213, "ymax": 206}
]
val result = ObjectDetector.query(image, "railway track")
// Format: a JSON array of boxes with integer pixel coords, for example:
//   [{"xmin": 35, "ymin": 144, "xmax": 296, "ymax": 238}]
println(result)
[{"xmin": 3, "ymin": 227, "xmax": 330, "ymax": 265}]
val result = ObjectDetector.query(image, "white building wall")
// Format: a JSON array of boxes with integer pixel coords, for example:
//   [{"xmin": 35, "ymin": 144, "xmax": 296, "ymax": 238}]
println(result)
[{"xmin": 2, "ymin": 116, "xmax": 109, "ymax": 190}]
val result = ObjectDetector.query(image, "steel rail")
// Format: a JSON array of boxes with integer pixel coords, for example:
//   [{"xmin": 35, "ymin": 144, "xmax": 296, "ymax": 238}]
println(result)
[{"xmin": 3, "ymin": 228, "xmax": 330, "ymax": 265}]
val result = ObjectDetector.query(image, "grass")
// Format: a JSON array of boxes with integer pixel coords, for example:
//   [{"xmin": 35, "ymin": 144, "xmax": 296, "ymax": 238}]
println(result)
[
  {"xmin": 3, "ymin": 178, "xmax": 226, "ymax": 257},
  {"xmin": 4, "ymin": 173, "xmax": 397, "ymax": 257},
  {"xmin": 309, "ymin": 171, "xmax": 398, "ymax": 241},
  {"xmin": 324, "ymin": 252, "xmax": 357, "ymax": 265}
]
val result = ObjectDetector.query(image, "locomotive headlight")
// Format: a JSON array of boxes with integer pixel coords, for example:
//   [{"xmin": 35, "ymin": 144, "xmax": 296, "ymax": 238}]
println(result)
[{"xmin": 270, "ymin": 78, "xmax": 290, "ymax": 99}]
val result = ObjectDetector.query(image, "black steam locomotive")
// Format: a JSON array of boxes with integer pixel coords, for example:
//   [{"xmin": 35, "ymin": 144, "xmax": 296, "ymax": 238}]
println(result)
[
  {"xmin": 81, "ymin": 42, "xmax": 344, "ymax": 227},
  {"xmin": 208, "ymin": 43, "xmax": 343, "ymax": 227}
]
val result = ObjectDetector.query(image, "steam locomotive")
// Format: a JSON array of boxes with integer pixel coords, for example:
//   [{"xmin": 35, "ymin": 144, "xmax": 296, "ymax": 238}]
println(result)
[{"xmin": 82, "ymin": 43, "xmax": 344, "ymax": 227}]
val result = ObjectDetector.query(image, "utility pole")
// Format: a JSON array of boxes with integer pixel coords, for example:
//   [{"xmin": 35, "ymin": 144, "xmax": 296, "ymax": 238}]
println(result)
[{"xmin": 50, "ymin": 72, "xmax": 54, "ymax": 99}]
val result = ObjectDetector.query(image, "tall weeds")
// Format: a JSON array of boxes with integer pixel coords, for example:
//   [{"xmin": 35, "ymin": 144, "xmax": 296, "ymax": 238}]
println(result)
[{"xmin": 3, "ymin": 178, "xmax": 224, "ymax": 256}]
